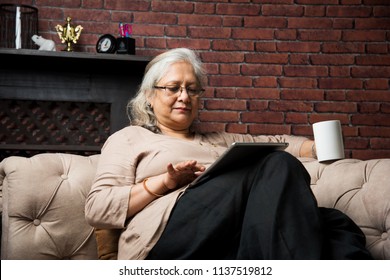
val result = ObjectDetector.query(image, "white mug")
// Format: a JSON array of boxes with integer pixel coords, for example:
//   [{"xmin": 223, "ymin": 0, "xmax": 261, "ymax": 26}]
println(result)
[{"xmin": 312, "ymin": 120, "xmax": 345, "ymax": 162}]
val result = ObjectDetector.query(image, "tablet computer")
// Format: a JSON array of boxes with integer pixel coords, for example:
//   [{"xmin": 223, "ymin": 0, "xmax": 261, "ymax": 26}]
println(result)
[{"xmin": 190, "ymin": 142, "xmax": 289, "ymax": 186}]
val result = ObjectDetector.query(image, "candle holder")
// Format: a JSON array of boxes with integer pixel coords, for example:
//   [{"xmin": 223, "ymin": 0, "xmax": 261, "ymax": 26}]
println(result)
[{"xmin": 0, "ymin": 4, "xmax": 38, "ymax": 49}]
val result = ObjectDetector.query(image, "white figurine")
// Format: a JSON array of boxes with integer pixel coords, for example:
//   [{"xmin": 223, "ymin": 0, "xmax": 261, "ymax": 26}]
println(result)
[{"xmin": 31, "ymin": 35, "xmax": 56, "ymax": 51}]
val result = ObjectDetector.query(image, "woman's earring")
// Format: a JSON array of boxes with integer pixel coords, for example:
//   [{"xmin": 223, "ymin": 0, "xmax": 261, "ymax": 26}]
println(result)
[{"xmin": 147, "ymin": 102, "xmax": 152, "ymax": 109}]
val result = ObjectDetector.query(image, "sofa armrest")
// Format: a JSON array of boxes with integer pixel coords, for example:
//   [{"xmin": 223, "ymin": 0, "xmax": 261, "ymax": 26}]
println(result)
[
  {"xmin": 301, "ymin": 158, "xmax": 390, "ymax": 260},
  {"xmin": 1, "ymin": 153, "xmax": 99, "ymax": 260}
]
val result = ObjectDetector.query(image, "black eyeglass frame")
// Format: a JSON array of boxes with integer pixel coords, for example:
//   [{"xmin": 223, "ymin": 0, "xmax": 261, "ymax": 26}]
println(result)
[{"xmin": 153, "ymin": 85, "xmax": 205, "ymax": 97}]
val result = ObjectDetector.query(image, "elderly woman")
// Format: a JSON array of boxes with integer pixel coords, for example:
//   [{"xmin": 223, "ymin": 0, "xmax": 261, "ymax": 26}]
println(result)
[{"xmin": 85, "ymin": 48, "xmax": 371, "ymax": 260}]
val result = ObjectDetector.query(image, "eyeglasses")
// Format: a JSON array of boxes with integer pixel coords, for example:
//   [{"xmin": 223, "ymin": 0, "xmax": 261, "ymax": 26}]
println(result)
[{"xmin": 154, "ymin": 85, "xmax": 205, "ymax": 97}]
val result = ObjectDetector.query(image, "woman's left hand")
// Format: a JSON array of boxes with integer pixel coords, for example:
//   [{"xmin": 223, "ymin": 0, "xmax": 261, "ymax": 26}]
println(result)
[
  {"xmin": 300, "ymin": 140, "xmax": 317, "ymax": 158},
  {"xmin": 164, "ymin": 160, "xmax": 206, "ymax": 189}
]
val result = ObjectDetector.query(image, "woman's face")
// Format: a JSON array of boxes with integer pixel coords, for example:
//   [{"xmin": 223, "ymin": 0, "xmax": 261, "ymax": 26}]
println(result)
[{"xmin": 149, "ymin": 61, "xmax": 201, "ymax": 133}]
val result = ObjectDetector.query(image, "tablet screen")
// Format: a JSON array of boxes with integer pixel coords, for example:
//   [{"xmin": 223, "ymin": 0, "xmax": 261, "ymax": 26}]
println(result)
[{"xmin": 190, "ymin": 142, "xmax": 289, "ymax": 186}]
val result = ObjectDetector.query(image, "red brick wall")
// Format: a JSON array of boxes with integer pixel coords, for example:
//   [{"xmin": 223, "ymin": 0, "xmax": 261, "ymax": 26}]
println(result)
[{"xmin": 3, "ymin": 0, "xmax": 390, "ymax": 160}]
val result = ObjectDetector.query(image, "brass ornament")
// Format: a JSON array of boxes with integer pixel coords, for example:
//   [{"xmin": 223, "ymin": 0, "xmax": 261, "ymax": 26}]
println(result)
[{"xmin": 55, "ymin": 16, "xmax": 83, "ymax": 51}]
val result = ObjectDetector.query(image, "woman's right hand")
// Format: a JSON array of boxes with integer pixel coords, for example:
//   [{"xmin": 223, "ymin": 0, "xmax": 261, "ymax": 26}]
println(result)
[{"xmin": 127, "ymin": 160, "xmax": 205, "ymax": 217}]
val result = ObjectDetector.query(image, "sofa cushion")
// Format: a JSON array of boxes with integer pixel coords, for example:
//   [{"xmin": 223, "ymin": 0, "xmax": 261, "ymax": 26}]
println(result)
[
  {"xmin": 95, "ymin": 228, "xmax": 121, "ymax": 260},
  {"xmin": 0, "ymin": 153, "xmax": 99, "ymax": 259}
]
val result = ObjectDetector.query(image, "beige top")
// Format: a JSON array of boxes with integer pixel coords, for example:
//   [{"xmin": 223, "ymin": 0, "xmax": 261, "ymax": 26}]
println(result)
[{"xmin": 85, "ymin": 126, "xmax": 308, "ymax": 259}]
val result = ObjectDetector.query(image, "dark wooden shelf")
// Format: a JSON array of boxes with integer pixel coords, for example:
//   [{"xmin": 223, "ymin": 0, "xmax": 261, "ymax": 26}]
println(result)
[
  {"xmin": 0, "ymin": 47, "xmax": 151, "ymax": 61},
  {"xmin": 0, "ymin": 48, "xmax": 151, "ymax": 74}
]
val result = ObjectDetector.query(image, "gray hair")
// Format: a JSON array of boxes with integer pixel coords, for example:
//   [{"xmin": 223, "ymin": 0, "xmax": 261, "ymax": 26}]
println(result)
[{"xmin": 126, "ymin": 48, "xmax": 206, "ymax": 133}]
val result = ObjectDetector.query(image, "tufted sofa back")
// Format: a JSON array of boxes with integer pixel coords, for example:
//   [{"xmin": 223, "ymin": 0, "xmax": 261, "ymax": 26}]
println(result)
[
  {"xmin": 0, "ymin": 153, "xmax": 99, "ymax": 259},
  {"xmin": 1, "ymin": 153, "xmax": 389, "ymax": 259}
]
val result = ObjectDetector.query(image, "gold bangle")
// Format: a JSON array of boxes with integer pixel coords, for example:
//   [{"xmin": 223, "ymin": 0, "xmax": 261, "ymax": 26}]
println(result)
[{"xmin": 143, "ymin": 178, "xmax": 164, "ymax": 197}]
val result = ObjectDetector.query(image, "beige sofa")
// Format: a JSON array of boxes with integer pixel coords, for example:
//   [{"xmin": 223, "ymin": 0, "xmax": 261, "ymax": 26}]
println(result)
[{"xmin": 0, "ymin": 153, "xmax": 389, "ymax": 260}]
